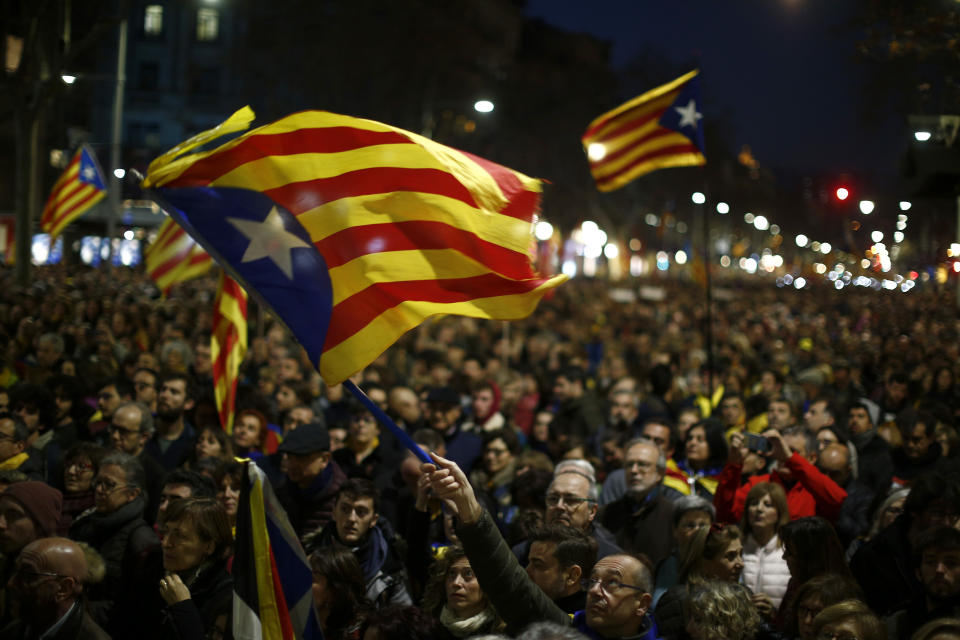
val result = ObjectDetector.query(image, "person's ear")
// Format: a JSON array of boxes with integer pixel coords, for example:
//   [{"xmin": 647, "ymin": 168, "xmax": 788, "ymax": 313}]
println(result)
[
  {"xmin": 635, "ymin": 592, "xmax": 652, "ymax": 617},
  {"xmin": 370, "ymin": 512, "xmax": 379, "ymax": 527},
  {"xmin": 588, "ymin": 502, "xmax": 598, "ymax": 521},
  {"xmin": 56, "ymin": 576, "xmax": 78, "ymax": 602},
  {"xmin": 184, "ymin": 398, "xmax": 195, "ymax": 411},
  {"xmin": 12, "ymin": 441, "xmax": 24, "ymax": 455},
  {"xmin": 563, "ymin": 564, "xmax": 582, "ymax": 588}
]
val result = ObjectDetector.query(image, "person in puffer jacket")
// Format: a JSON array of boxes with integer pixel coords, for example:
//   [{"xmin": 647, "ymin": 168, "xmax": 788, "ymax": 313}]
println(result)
[{"xmin": 739, "ymin": 482, "xmax": 791, "ymax": 614}]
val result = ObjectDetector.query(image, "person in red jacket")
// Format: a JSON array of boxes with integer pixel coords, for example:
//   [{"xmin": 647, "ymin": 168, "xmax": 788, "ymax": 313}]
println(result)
[{"xmin": 714, "ymin": 427, "xmax": 847, "ymax": 524}]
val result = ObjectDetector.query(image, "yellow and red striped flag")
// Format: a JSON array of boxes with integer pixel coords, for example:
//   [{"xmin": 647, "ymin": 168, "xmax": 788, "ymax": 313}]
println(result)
[
  {"xmin": 212, "ymin": 271, "xmax": 247, "ymax": 433},
  {"xmin": 40, "ymin": 146, "xmax": 107, "ymax": 240},
  {"xmin": 145, "ymin": 216, "xmax": 213, "ymax": 295},
  {"xmin": 141, "ymin": 107, "xmax": 567, "ymax": 384},
  {"xmin": 582, "ymin": 69, "xmax": 706, "ymax": 192}
]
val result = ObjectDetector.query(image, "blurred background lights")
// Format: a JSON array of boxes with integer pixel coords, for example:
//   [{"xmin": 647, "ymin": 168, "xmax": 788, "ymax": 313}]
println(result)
[
  {"xmin": 744, "ymin": 212, "xmax": 755, "ymax": 224},
  {"xmin": 835, "ymin": 187, "xmax": 849, "ymax": 200},
  {"xmin": 561, "ymin": 260, "xmax": 577, "ymax": 277},
  {"xmin": 674, "ymin": 250, "xmax": 688, "ymax": 265},
  {"xmin": 795, "ymin": 234, "xmax": 808, "ymax": 247},
  {"xmin": 720, "ymin": 255, "xmax": 731, "ymax": 267},
  {"xmin": 123, "ymin": 229, "xmax": 135, "ymax": 240},
  {"xmin": 534, "ymin": 220, "xmax": 554, "ymax": 241},
  {"xmin": 820, "ymin": 242, "xmax": 832, "ymax": 254},
  {"xmin": 870, "ymin": 230, "xmax": 883, "ymax": 243},
  {"xmin": 473, "ymin": 100, "xmax": 494, "ymax": 113},
  {"xmin": 603, "ymin": 243, "xmax": 619, "ymax": 259},
  {"xmin": 587, "ymin": 143, "xmax": 606, "ymax": 161},
  {"xmin": 691, "ymin": 192, "xmax": 706, "ymax": 204},
  {"xmin": 893, "ymin": 231, "xmax": 904, "ymax": 243},
  {"xmin": 113, "ymin": 168, "xmax": 125, "ymax": 179},
  {"xmin": 656, "ymin": 251, "xmax": 670, "ymax": 271},
  {"xmin": 716, "ymin": 202, "xmax": 729, "ymax": 214},
  {"xmin": 914, "ymin": 131, "xmax": 932, "ymax": 142},
  {"xmin": 794, "ymin": 277, "xmax": 806, "ymax": 289},
  {"xmin": 753, "ymin": 215, "xmax": 769, "ymax": 231},
  {"xmin": 899, "ymin": 201, "xmax": 911, "ymax": 211},
  {"xmin": 859, "ymin": 200, "xmax": 875, "ymax": 214}
]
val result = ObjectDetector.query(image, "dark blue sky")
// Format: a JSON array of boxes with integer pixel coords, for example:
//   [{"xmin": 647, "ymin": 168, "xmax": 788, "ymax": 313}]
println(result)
[{"xmin": 525, "ymin": 1, "xmax": 906, "ymax": 178}]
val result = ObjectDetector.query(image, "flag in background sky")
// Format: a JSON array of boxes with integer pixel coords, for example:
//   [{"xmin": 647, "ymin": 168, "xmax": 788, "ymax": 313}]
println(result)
[
  {"xmin": 582, "ymin": 69, "xmax": 706, "ymax": 192},
  {"xmin": 141, "ymin": 107, "xmax": 567, "ymax": 385},
  {"xmin": 233, "ymin": 461, "xmax": 321, "ymax": 640},
  {"xmin": 145, "ymin": 216, "xmax": 213, "ymax": 295},
  {"xmin": 40, "ymin": 145, "xmax": 107, "ymax": 240},
  {"xmin": 212, "ymin": 271, "xmax": 248, "ymax": 434}
]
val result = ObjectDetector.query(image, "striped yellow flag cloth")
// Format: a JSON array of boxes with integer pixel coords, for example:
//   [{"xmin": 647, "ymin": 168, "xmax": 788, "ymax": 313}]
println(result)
[
  {"xmin": 212, "ymin": 271, "xmax": 247, "ymax": 434},
  {"xmin": 141, "ymin": 107, "xmax": 567, "ymax": 384},
  {"xmin": 582, "ymin": 69, "xmax": 706, "ymax": 192},
  {"xmin": 40, "ymin": 146, "xmax": 107, "ymax": 240},
  {"xmin": 145, "ymin": 217, "xmax": 213, "ymax": 295}
]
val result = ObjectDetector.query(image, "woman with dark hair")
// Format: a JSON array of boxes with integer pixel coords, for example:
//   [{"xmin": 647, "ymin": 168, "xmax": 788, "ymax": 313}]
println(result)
[
  {"xmin": 469, "ymin": 428, "xmax": 520, "ymax": 528},
  {"xmin": 777, "ymin": 516, "xmax": 853, "ymax": 629},
  {"xmin": 422, "ymin": 547, "xmax": 504, "ymax": 638},
  {"xmin": 309, "ymin": 545, "xmax": 371, "ymax": 640},
  {"xmin": 61, "ymin": 442, "xmax": 108, "ymax": 529},
  {"xmin": 668, "ymin": 419, "xmax": 728, "ymax": 498},
  {"xmin": 193, "ymin": 425, "xmax": 234, "ymax": 468},
  {"xmin": 739, "ymin": 482, "xmax": 791, "ymax": 615},
  {"xmin": 213, "ymin": 460, "xmax": 244, "ymax": 532},
  {"xmin": 785, "ymin": 574, "xmax": 863, "ymax": 640},
  {"xmin": 361, "ymin": 605, "xmax": 448, "ymax": 640},
  {"xmin": 156, "ymin": 497, "xmax": 234, "ymax": 640}
]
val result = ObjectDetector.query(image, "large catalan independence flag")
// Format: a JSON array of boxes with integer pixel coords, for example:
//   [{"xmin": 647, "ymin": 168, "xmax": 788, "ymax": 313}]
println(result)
[
  {"xmin": 40, "ymin": 145, "xmax": 107, "ymax": 240},
  {"xmin": 233, "ymin": 461, "xmax": 320, "ymax": 640},
  {"xmin": 145, "ymin": 217, "xmax": 213, "ymax": 295},
  {"xmin": 582, "ymin": 69, "xmax": 706, "ymax": 192},
  {"xmin": 141, "ymin": 107, "xmax": 566, "ymax": 385}
]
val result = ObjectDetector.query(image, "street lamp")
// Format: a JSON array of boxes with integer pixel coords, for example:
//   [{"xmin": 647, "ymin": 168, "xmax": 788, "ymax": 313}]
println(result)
[
  {"xmin": 914, "ymin": 131, "xmax": 932, "ymax": 142},
  {"xmin": 716, "ymin": 202, "xmax": 729, "ymax": 214},
  {"xmin": 473, "ymin": 100, "xmax": 494, "ymax": 113},
  {"xmin": 691, "ymin": 192, "xmax": 706, "ymax": 204},
  {"xmin": 859, "ymin": 200, "xmax": 875, "ymax": 215}
]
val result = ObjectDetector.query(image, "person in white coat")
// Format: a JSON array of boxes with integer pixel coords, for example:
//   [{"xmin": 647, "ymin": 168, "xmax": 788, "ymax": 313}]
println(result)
[{"xmin": 739, "ymin": 482, "xmax": 792, "ymax": 616}]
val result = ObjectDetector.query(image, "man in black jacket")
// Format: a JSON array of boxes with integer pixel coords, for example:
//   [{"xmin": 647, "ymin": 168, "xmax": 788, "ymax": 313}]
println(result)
[
  {"xmin": 847, "ymin": 398, "xmax": 894, "ymax": 495},
  {"xmin": 525, "ymin": 524, "xmax": 597, "ymax": 614},
  {"xmin": 885, "ymin": 527, "xmax": 960, "ymax": 640}
]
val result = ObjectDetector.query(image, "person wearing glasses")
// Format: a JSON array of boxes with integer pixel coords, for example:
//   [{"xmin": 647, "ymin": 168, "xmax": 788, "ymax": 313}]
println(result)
[
  {"xmin": 468, "ymin": 429, "xmax": 520, "ymax": 529},
  {"xmin": 107, "ymin": 402, "xmax": 166, "ymax": 524},
  {"xmin": 60, "ymin": 442, "xmax": 108, "ymax": 530},
  {"xmin": 132, "ymin": 367, "xmax": 160, "ymax": 413},
  {"xmin": 422, "ymin": 452, "xmax": 659, "ymax": 640},
  {"xmin": 69, "ymin": 452, "xmax": 161, "ymax": 637},
  {"xmin": 2, "ymin": 537, "xmax": 110, "ymax": 639}
]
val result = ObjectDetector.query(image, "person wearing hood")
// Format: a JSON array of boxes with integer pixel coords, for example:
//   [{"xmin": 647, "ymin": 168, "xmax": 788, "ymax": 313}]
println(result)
[
  {"xmin": 68, "ymin": 452, "xmax": 161, "ymax": 636},
  {"xmin": 464, "ymin": 380, "xmax": 505, "ymax": 433},
  {"xmin": 847, "ymin": 398, "xmax": 894, "ymax": 496},
  {"xmin": 304, "ymin": 479, "xmax": 412, "ymax": 610},
  {"xmin": 892, "ymin": 409, "xmax": 942, "ymax": 486}
]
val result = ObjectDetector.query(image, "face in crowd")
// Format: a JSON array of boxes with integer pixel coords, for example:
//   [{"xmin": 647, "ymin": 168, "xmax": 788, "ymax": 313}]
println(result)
[{"xmin": 545, "ymin": 473, "xmax": 596, "ymax": 531}]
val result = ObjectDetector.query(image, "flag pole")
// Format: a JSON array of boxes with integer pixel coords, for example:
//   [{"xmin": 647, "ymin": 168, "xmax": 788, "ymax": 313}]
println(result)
[{"xmin": 343, "ymin": 379, "xmax": 432, "ymax": 463}]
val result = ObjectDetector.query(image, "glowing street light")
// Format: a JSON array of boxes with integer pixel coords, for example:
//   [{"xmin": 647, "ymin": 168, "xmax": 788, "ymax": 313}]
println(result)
[
  {"xmin": 473, "ymin": 100, "xmax": 494, "ymax": 113},
  {"xmin": 914, "ymin": 131, "xmax": 932, "ymax": 142},
  {"xmin": 716, "ymin": 202, "xmax": 729, "ymax": 214},
  {"xmin": 692, "ymin": 192, "xmax": 706, "ymax": 204},
  {"xmin": 113, "ymin": 168, "xmax": 126, "ymax": 179},
  {"xmin": 899, "ymin": 201, "xmax": 912, "ymax": 211},
  {"xmin": 871, "ymin": 230, "xmax": 883, "ymax": 243},
  {"xmin": 859, "ymin": 200, "xmax": 875, "ymax": 215},
  {"xmin": 795, "ymin": 234, "xmax": 808, "ymax": 247},
  {"xmin": 61, "ymin": 74, "xmax": 76, "ymax": 84}
]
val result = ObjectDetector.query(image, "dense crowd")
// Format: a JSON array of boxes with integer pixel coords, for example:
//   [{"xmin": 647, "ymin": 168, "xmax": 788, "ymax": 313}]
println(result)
[{"xmin": 0, "ymin": 264, "xmax": 958, "ymax": 640}]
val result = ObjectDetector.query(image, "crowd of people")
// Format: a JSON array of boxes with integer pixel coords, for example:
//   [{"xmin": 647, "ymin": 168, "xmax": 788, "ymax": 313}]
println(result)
[{"xmin": 0, "ymin": 264, "xmax": 958, "ymax": 640}]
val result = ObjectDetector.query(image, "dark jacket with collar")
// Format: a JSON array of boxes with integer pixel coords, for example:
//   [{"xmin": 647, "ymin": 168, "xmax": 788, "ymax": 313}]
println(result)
[
  {"xmin": 850, "ymin": 514, "xmax": 922, "ymax": 616},
  {"xmin": 156, "ymin": 560, "xmax": 233, "ymax": 640},
  {"xmin": 885, "ymin": 595, "xmax": 960, "ymax": 640},
  {"xmin": 275, "ymin": 461, "xmax": 347, "ymax": 539},
  {"xmin": 834, "ymin": 478, "xmax": 875, "ymax": 547},
  {"xmin": 0, "ymin": 600, "xmax": 111, "ymax": 640},
  {"xmin": 600, "ymin": 488, "xmax": 676, "ymax": 568},
  {"xmin": 854, "ymin": 432, "xmax": 894, "ymax": 496}
]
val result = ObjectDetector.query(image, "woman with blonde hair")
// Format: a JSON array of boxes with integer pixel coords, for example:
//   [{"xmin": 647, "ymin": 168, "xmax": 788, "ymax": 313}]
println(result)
[
  {"xmin": 739, "ymin": 482, "xmax": 791, "ymax": 614},
  {"xmin": 812, "ymin": 599, "xmax": 886, "ymax": 640},
  {"xmin": 685, "ymin": 581, "xmax": 762, "ymax": 640}
]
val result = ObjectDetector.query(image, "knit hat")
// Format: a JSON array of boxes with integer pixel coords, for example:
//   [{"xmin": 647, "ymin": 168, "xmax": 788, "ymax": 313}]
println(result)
[
  {"xmin": 3, "ymin": 481, "xmax": 63, "ymax": 537},
  {"xmin": 853, "ymin": 397, "xmax": 881, "ymax": 427}
]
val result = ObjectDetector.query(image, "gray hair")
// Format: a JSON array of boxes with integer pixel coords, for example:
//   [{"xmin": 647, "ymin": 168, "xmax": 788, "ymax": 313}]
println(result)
[
  {"xmin": 672, "ymin": 495, "xmax": 716, "ymax": 526},
  {"xmin": 115, "ymin": 401, "xmax": 155, "ymax": 437},
  {"xmin": 517, "ymin": 622, "xmax": 590, "ymax": 640},
  {"xmin": 160, "ymin": 340, "xmax": 192, "ymax": 367},
  {"xmin": 38, "ymin": 333, "xmax": 65, "ymax": 354},
  {"xmin": 623, "ymin": 437, "xmax": 667, "ymax": 473},
  {"xmin": 553, "ymin": 459, "xmax": 599, "ymax": 502},
  {"xmin": 99, "ymin": 452, "xmax": 147, "ymax": 493}
]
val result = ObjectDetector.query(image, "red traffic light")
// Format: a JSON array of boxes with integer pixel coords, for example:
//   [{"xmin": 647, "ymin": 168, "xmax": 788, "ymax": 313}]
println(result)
[{"xmin": 835, "ymin": 187, "xmax": 850, "ymax": 201}]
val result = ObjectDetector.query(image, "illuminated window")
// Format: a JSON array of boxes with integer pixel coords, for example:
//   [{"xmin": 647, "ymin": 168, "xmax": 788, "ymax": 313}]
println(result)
[
  {"xmin": 144, "ymin": 5, "xmax": 163, "ymax": 35},
  {"xmin": 197, "ymin": 8, "xmax": 219, "ymax": 41}
]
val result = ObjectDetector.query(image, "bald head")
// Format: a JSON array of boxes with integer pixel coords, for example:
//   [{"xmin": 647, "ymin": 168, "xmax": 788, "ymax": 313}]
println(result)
[
  {"xmin": 817, "ymin": 443, "xmax": 851, "ymax": 487},
  {"xmin": 20, "ymin": 537, "xmax": 87, "ymax": 586}
]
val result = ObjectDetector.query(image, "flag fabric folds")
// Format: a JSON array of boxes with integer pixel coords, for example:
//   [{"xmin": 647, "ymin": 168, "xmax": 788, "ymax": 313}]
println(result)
[
  {"xmin": 233, "ymin": 460, "xmax": 321, "ymax": 640},
  {"xmin": 582, "ymin": 69, "xmax": 706, "ymax": 192},
  {"xmin": 145, "ymin": 217, "xmax": 213, "ymax": 295},
  {"xmin": 142, "ymin": 107, "xmax": 567, "ymax": 384},
  {"xmin": 40, "ymin": 145, "xmax": 107, "ymax": 240},
  {"xmin": 212, "ymin": 271, "xmax": 248, "ymax": 434}
]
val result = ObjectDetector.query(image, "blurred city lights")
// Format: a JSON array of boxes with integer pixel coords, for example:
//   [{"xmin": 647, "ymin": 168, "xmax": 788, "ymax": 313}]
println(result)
[
  {"xmin": 744, "ymin": 212, "xmax": 755, "ymax": 224},
  {"xmin": 815, "ymin": 263, "xmax": 827, "ymax": 274},
  {"xmin": 656, "ymin": 251, "xmax": 670, "ymax": 271},
  {"xmin": 561, "ymin": 260, "xmax": 577, "ymax": 277},
  {"xmin": 603, "ymin": 243, "xmax": 619, "ymax": 259},
  {"xmin": 835, "ymin": 187, "xmax": 849, "ymax": 201},
  {"xmin": 894, "ymin": 231, "xmax": 904, "ymax": 243},
  {"xmin": 716, "ymin": 202, "xmax": 729, "ymax": 214},
  {"xmin": 769, "ymin": 224, "xmax": 780, "ymax": 235},
  {"xmin": 675, "ymin": 250, "xmax": 688, "ymax": 265},
  {"xmin": 473, "ymin": 100, "xmax": 494, "ymax": 113},
  {"xmin": 820, "ymin": 242, "xmax": 832, "ymax": 254},
  {"xmin": 896, "ymin": 221, "xmax": 907, "ymax": 231},
  {"xmin": 794, "ymin": 277, "xmax": 806, "ymax": 289},
  {"xmin": 534, "ymin": 221, "xmax": 554, "ymax": 241},
  {"xmin": 899, "ymin": 201, "xmax": 912, "ymax": 211},
  {"xmin": 914, "ymin": 131, "xmax": 932, "ymax": 142},
  {"xmin": 61, "ymin": 74, "xmax": 76, "ymax": 84},
  {"xmin": 870, "ymin": 230, "xmax": 883, "ymax": 243},
  {"xmin": 859, "ymin": 200, "xmax": 875, "ymax": 214},
  {"xmin": 587, "ymin": 143, "xmax": 606, "ymax": 161},
  {"xmin": 741, "ymin": 257, "xmax": 758, "ymax": 274},
  {"xmin": 114, "ymin": 168, "xmax": 126, "ymax": 179},
  {"xmin": 860, "ymin": 259, "xmax": 871, "ymax": 269},
  {"xmin": 629, "ymin": 238, "xmax": 641, "ymax": 251},
  {"xmin": 753, "ymin": 215, "xmax": 769, "ymax": 231},
  {"xmin": 123, "ymin": 230, "xmax": 135, "ymax": 240},
  {"xmin": 691, "ymin": 192, "xmax": 706, "ymax": 204},
  {"xmin": 795, "ymin": 234, "xmax": 808, "ymax": 247},
  {"xmin": 645, "ymin": 213, "xmax": 659, "ymax": 226},
  {"xmin": 720, "ymin": 255, "xmax": 731, "ymax": 267}
]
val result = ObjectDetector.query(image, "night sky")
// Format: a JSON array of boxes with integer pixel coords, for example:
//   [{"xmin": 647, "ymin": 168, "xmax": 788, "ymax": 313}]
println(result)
[{"xmin": 525, "ymin": 1, "xmax": 907, "ymax": 180}]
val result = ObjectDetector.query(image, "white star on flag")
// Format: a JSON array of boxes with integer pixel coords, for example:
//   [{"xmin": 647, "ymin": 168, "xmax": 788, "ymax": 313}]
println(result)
[
  {"xmin": 675, "ymin": 100, "xmax": 703, "ymax": 129},
  {"xmin": 227, "ymin": 206, "xmax": 311, "ymax": 280},
  {"xmin": 81, "ymin": 165, "xmax": 96, "ymax": 181}
]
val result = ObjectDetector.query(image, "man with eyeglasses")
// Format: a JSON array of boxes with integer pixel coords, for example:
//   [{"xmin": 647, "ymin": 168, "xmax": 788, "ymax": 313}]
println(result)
[
  {"xmin": 108, "ymin": 402, "xmax": 166, "ymax": 524},
  {"xmin": 423, "ymin": 453, "xmax": 659, "ymax": 639},
  {"xmin": 0, "ymin": 481, "xmax": 63, "ymax": 628},
  {"xmin": 69, "ymin": 452, "xmax": 161, "ymax": 636},
  {"xmin": 3, "ymin": 537, "xmax": 110, "ymax": 639},
  {"xmin": 599, "ymin": 439, "xmax": 676, "ymax": 567}
]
